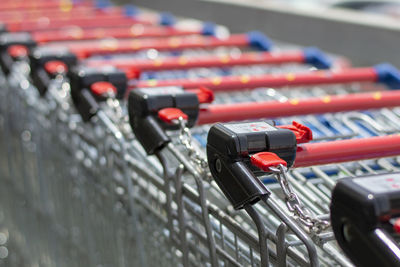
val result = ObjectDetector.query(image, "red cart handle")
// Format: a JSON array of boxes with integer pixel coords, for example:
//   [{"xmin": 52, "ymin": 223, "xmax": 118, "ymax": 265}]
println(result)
[
  {"xmin": 0, "ymin": 1, "xmax": 89, "ymax": 11},
  {"xmin": 6, "ymin": 13, "xmax": 155, "ymax": 32},
  {"xmin": 294, "ymin": 135, "xmax": 400, "ymax": 168},
  {"xmin": 0, "ymin": 6, "xmax": 95, "ymax": 22},
  {"xmin": 53, "ymin": 32, "xmax": 271, "ymax": 58},
  {"xmin": 87, "ymin": 47, "xmax": 331, "ymax": 72},
  {"xmin": 134, "ymin": 64, "xmax": 400, "ymax": 91},
  {"xmin": 0, "ymin": 5, "xmax": 157, "ymax": 24},
  {"xmin": 32, "ymin": 25, "xmax": 205, "ymax": 43},
  {"xmin": 197, "ymin": 90, "xmax": 400, "ymax": 124}
]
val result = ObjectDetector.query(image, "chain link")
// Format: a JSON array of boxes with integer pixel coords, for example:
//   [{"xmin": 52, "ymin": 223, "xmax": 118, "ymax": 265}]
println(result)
[
  {"xmin": 269, "ymin": 164, "xmax": 330, "ymax": 233},
  {"xmin": 177, "ymin": 117, "xmax": 210, "ymax": 180}
]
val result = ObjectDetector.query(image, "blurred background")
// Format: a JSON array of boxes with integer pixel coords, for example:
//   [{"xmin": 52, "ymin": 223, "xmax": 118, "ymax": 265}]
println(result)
[{"xmin": 125, "ymin": 0, "xmax": 400, "ymax": 67}]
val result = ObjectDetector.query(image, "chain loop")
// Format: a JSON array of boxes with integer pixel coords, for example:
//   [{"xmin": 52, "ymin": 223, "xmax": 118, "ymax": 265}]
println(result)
[
  {"xmin": 177, "ymin": 117, "xmax": 210, "ymax": 180},
  {"xmin": 270, "ymin": 164, "xmax": 330, "ymax": 233}
]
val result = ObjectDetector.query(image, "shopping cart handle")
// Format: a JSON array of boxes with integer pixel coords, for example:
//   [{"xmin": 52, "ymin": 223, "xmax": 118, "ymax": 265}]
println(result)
[
  {"xmin": 134, "ymin": 64, "xmax": 400, "ymax": 91},
  {"xmin": 64, "ymin": 33, "xmax": 272, "ymax": 59},
  {"xmin": 91, "ymin": 48, "xmax": 331, "ymax": 76},
  {"xmin": 331, "ymin": 174, "xmax": 400, "ymax": 267},
  {"xmin": 128, "ymin": 86, "xmax": 202, "ymax": 154},
  {"xmin": 294, "ymin": 135, "xmax": 400, "ymax": 168},
  {"xmin": 0, "ymin": 1, "xmax": 85, "ymax": 11},
  {"xmin": 206, "ymin": 121, "xmax": 296, "ymax": 209},
  {"xmin": 29, "ymin": 47, "xmax": 78, "ymax": 96},
  {"xmin": 197, "ymin": 90, "xmax": 400, "ymax": 125},
  {"xmin": 69, "ymin": 65, "xmax": 127, "ymax": 121}
]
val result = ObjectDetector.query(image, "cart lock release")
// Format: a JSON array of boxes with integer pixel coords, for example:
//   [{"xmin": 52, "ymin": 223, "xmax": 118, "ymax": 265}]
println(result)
[
  {"xmin": 128, "ymin": 85, "xmax": 213, "ymax": 155},
  {"xmin": 0, "ymin": 32, "xmax": 36, "ymax": 73},
  {"xmin": 29, "ymin": 46, "xmax": 77, "ymax": 95},
  {"xmin": 69, "ymin": 65, "xmax": 127, "ymax": 121},
  {"xmin": 207, "ymin": 120, "xmax": 312, "ymax": 210}
]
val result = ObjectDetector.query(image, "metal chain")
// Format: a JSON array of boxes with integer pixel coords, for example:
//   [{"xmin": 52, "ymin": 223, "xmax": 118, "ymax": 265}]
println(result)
[
  {"xmin": 177, "ymin": 117, "xmax": 210, "ymax": 179},
  {"xmin": 269, "ymin": 164, "xmax": 330, "ymax": 234}
]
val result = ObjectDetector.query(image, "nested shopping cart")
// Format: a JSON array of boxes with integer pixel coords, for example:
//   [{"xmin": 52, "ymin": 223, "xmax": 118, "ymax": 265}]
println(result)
[
  {"xmin": 1, "ymin": 1, "xmax": 400, "ymax": 267},
  {"xmin": 126, "ymin": 63, "xmax": 400, "ymax": 266}
]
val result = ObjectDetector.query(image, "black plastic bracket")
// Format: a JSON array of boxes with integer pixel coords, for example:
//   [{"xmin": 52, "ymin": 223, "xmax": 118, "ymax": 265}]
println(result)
[
  {"xmin": 29, "ymin": 46, "xmax": 78, "ymax": 96},
  {"xmin": 206, "ymin": 121, "xmax": 297, "ymax": 210},
  {"xmin": 69, "ymin": 65, "xmax": 127, "ymax": 122},
  {"xmin": 0, "ymin": 32, "xmax": 36, "ymax": 74},
  {"xmin": 331, "ymin": 173, "xmax": 400, "ymax": 267},
  {"xmin": 128, "ymin": 86, "xmax": 200, "ymax": 155}
]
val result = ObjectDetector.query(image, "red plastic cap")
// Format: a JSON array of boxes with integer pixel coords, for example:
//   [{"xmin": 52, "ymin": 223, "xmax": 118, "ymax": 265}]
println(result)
[
  {"xmin": 44, "ymin": 60, "xmax": 68, "ymax": 75},
  {"xmin": 277, "ymin": 121, "xmax": 313, "ymax": 144},
  {"xmin": 394, "ymin": 218, "xmax": 400, "ymax": 234},
  {"xmin": 125, "ymin": 67, "xmax": 141, "ymax": 79},
  {"xmin": 186, "ymin": 86, "xmax": 214, "ymax": 104},
  {"xmin": 90, "ymin": 81, "xmax": 117, "ymax": 97},
  {"xmin": 250, "ymin": 152, "xmax": 287, "ymax": 172},
  {"xmin": 7, "ymin": 45, "xmax": 28, "ymax": 58},
  {"xmin": 158, "ymin": 108, "xmax": 188, "ymax": 124}
]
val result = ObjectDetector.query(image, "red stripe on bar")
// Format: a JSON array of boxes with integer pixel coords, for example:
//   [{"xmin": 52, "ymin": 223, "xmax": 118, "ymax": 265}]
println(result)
[
  {"xmin": 56, "ymin": 34, "xmax": 251, "ymax": 58},
  {"xmin": 33, "ymin": 26, "xmax": 201, "ymax": 43},
  {"xmin": 88, "ymin": 51, "xmax": 305, "ymax": 72},
  {"xmin": 0, "ymin": 6, "xmax": 96, "ymax": 21},
  {"xmin": 294, "ymin": 135, "xmax": 400, "ymax": 168},
  {"xmin": 134, "ymin": 68, "xmax": 379, "ymax": 91},
  {"xmin": 0, "ymin": 1, "xmax": 87, "ymax": 11},
  {"xmin": 197, "ymin": 91, "xmax": 400, "ymax": 124},
  {"xmin": 6, "ymin": 14, "xmax": 155, "ymax": 32}
]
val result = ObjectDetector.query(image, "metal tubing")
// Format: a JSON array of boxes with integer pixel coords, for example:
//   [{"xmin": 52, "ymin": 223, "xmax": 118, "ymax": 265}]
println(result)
[
  {"xmin": 134, "ymin": 67, "xmax": 378, "ymax": 92},
  {"xmin": 197, "ymin": 90, "xmax": 400, "ymax": 124},
  {"xmin": 33, "ymin": 25, "xmax": 203, "ymax": 43},
  {"xmin": 88, "ymin": 51, "xmax": 305, "ymax": 72},
  {"xmin": 58, "ymin": 34, "xmax": 254, "ymax": 58},
  {"xmin": 5, "ymin": 12, "xmax": 156, "ymax": 32},
  {"xmin": 294, "ymin": 135, "xmax": 400, "ymax": 168},
  {"xmin": 0, "ymin": 1, "xmax": 88, "ymax": 11}
]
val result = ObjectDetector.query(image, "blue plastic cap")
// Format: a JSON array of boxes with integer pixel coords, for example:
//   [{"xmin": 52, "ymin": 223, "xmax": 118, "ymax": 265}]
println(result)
[
  {"xmin": 159, "ymin": 12, "xmax": 176, "ymax": 26},
  {"xmin": 374, "ymin": 63, "xmax": 400, "ymax": 90},
  {"xmin": 246, "ymin": 31, "xmax": 272, "ymax": 51},
  {"xmin": 95, "ymin": 0, "xmax": 111, "ymax": 9},
  {"xmin": 202, "ymin": 22, "xmax": 217, "ymax": 36},
  {"xmin": 303, "ymin": 47, "xmax": 332, "ymax": 69},
  {"xmin": 124, "ymin": 4, "xmax": 140, "ymax": 17}
]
